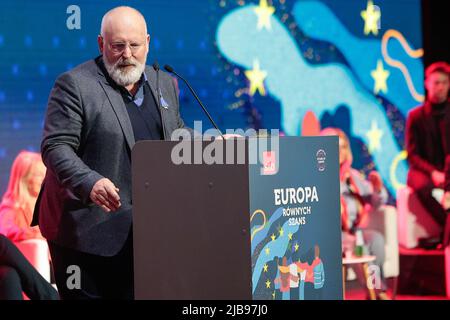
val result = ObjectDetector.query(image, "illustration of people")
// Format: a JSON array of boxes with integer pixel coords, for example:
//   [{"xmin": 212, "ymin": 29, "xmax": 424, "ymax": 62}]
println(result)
[
  {"xmin": 311, "ymin": 245, "xmax": 325, "ymax": 299},
  {"xmin": 312, "ymin": 245, "xmax": 325, "ymax": 288},
  {"xmin": 302, "ymin": 245, "xmax": 325, "ymax": 299},
  {"xmin": 289, "ymin": 261, "xmax": 300, "ymax": 300},
  {"xmin": 295, "ymin": 258, "xmax": 308, "ymax": 300},
  {"xmin": 273, "ymin": 257, "xmax": 295, "ymax": 300},
  {"xmin": 273, "ymin": 257, "xmax": 281, "ymax": 300},
  {"xmin": 271, "ymin": 246, "xmax": 325, "ymax": 300}
]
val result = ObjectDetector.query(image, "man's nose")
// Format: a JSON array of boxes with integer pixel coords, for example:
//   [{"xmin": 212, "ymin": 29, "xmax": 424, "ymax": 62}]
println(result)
[{"xmin": 122, "ymin": 46, "xmax": 132, "ymax": 59}]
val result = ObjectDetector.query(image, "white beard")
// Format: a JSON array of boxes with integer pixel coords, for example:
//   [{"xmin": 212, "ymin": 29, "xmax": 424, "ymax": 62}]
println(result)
[{"xmin": 104, "ymin": 56, "xmax": 146, "ymax": 87}]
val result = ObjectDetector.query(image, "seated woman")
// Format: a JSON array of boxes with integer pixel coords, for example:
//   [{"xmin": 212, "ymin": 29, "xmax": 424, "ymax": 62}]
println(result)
[
  {"xmin": 321, "ymin": 128, "xmax": 391, "ymax": 300},
  {"xmin": 0, "ymin": 151, "xmax": 57, "ymax": 300},
  {"xmin": 0, "ymin": 151, "xmax": 45, "ymax": 241},
  {"xmin": 0, "ymin": 234, "xmax": 58, "ymax": 300}
]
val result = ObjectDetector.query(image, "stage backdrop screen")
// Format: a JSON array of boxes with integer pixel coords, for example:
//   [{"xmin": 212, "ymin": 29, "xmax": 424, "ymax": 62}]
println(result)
[{"xmin": 0, "ymin": 0, "xmax": 423, "ymax": 199}]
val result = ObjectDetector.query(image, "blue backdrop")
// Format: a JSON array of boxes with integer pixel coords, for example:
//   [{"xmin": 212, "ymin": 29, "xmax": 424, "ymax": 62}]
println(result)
[{"xmin": 0, "ymin": 0, "xmax": 423, "ymax": 199}]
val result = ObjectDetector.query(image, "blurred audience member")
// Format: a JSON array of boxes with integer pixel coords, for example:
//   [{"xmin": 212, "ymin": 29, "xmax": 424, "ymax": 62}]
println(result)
[
  {"xmin": 0, "ymin": 151, "xmax": 45, "ymax": 241},
  {"xmin": 405, "ymin": 61, "xmax": 450, "ymax": 247},
  {"xmin": 321, "ymin": 127, "xmax": 391, "ymax": 300}
]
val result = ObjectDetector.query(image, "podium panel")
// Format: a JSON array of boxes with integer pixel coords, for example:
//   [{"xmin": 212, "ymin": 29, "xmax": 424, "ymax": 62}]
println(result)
[
  {"xmin": 132, "ymin": 137, "xmax": 342, "ymax": 300},
  {"xmin": 248, "ymin": 136, "xmax": 342, "ymax": 300},
  {"xmin": 132, "ymin": 140, "xmax": 252, "ymax": 299}
]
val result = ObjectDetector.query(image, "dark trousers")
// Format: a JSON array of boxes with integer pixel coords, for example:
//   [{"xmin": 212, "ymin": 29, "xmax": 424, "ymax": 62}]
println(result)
[
  {"xmin": 290, "ymin": 286, "xmax": 299, "ymax": 300},
  {"xmin": 407, "ymin": 169, "xmax": 447, "ymax": 227},
  {"xmin": 48, "ymin": 230, "xmax": 134, "ymax": 300},
  {"xmin": 305, "ymin": 282, "xmax": 322, "ymax": 300},
  {"xmin": 0, "ymin": 234, "xmax": 59, "ymax": 300}
]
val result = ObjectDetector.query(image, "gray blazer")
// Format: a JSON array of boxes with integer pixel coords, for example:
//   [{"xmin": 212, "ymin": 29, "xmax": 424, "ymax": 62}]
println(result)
[{"xmin": 33, "ymin": 56, "xmax": 188, "ymax": 256}]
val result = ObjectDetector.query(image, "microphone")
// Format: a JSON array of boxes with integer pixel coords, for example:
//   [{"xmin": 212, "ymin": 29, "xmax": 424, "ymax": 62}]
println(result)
[
  {"xmin": 163, "ymin": 64, "xmax": 225, "ymax": 139},
  {"xmin": 152, "ymin": 61, "xmax": 166, "ymax": 139}
]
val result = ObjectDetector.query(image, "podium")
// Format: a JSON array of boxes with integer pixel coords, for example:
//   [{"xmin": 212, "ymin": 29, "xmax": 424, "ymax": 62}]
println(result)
[{"xmin": 132, "ymin": 136, "xmax": 342, "ymax": 300}]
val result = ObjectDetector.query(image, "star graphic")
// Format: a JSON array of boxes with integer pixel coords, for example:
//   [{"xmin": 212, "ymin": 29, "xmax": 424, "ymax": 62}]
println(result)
[
  {"xmin": 263, "ymin": 264, "xmax": 269, "ymax": 272},
  {"xmin": 366, "ymin": 120, "xmax": 384, "ymax": 153},
  {"xmin": 254, "ymin": 0, "xmax": 275, "ymax": 31},
  {"xmin": 361, "ymin": 0, "xmax": 381, "ymax": 36},
  {"xmin": 294, "ymin": 243, "xmax": 299, "ymax": 252},
  {"xmin": 278, "ymin": 227, "xmax": 284, "ymax": 237},
  {"xmin": 245, "ymin": 59, "xmax": 267, "ymax": 96},
  {"xmin": 265, "ymin": 279, "xmax": 271, "ymax": 289},
  {"xmin": 288, "ymin": 233, "xmax": 293, "ymax": 240},
  {"xmin": 272, "ymin": 291, "xmax": 276, "ymax": 299},
  {"xmin": 371, "ymin": 60, "xmax": 390, "ymax": 94},
  {"xmin": 265, "ymin": 247, "xmax": 270, "ymax": 255},
  {"xmin": 271, "ymin": 233, "xmax": 276, "ymax": 242}
]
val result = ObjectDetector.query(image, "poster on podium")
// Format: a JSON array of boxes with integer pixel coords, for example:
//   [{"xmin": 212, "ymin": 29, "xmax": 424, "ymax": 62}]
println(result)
[{"xmin": 249, "ymin": 136, "xmax": 343, "ymax": 300}]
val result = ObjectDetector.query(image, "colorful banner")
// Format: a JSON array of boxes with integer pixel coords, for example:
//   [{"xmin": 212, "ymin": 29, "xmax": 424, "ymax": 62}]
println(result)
[{"xmin": 249, "ymin": 136, "xmax": 342, "ymax": 300}]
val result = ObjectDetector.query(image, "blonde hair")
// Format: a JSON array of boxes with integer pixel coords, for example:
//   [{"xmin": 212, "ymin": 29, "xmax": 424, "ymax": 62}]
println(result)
[
  {"xmin": 320, "ymin": 127, "xmax": 353, "ymax": 165},
  {"xmin": 0, "ymin": 151, "xmax": 44, "ymax": 215}
]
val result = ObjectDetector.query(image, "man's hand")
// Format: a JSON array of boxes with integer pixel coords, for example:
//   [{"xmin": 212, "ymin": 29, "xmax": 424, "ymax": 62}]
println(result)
[
  {"xmin": 90, "ymin": 178, "xmax": 121, "ymax": 213},
  {"xmin": 368, "ymin": 171, "xmax": 383, "ymax": 193},
  {"xmin": 431, "ymin": 170, "xmax": 445, "ymax": 188}
]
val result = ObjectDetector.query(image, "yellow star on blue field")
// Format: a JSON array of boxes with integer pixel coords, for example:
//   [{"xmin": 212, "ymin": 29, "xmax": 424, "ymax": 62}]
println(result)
[
  {"xmin": 263, "ymin": 264, "xmax": 268, "ymax": 272},
  {"xmin": 278, "ymin": 228, "xmax": 284, "ymax": 237},
  {"xmin": 265, "ymin": 279, "xmax": 271, "ymax": 289},
  {"xmin": 245, "ymin": 59, "xmax": 267, "ymax": 96},
  {"xmin": 265, "ymin": 247, "xmax": 270, "ymax": 255},
  {"xmin": 272, "ymin": 291, "xmax": 276, "ymax": 299},
  {"xmin": 371, "ymin": 60, "xmax": 390, "ymax": 94},
  {"xmin": 366, "ymin": 121, "xmax": 384, "ymax": 153},
  {"xmin": 294, "ymin": 243, "xmax": 299, "ymax": 252},
  {"xmin": 288, "ymin": 233, "xmax": 293, "ymax": 240},
  {"xmin": 271, "ymin": 233, "xmax": 276, "ymax": 241},
  {"xmin": 361, "ymin": 0, "xmax": 381, "ymax": 36},
  {"xmin": 254, "ymin": 0, "xmax": 275, "ymax": 31}
]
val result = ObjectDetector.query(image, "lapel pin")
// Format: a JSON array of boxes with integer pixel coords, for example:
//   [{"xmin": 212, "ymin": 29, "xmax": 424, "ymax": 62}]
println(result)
[{"xmin": 159, "ymin": 89, "xmax": 169, "ymax": 109}]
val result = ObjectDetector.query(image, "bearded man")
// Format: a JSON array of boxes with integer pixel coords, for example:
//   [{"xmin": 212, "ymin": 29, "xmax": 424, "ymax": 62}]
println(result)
[{"xmin": 32, "ymin": 6, "xmax": 189, "ymax": 299}]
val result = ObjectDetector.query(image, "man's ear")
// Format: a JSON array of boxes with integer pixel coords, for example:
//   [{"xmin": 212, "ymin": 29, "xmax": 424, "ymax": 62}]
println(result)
[
  {"xmin": 97, "ymin": 35, "xmax": 104, "ymax": 54},
  {"xmin": 146, "ymin": 34, "xmax": 150, "ymax": 54}
]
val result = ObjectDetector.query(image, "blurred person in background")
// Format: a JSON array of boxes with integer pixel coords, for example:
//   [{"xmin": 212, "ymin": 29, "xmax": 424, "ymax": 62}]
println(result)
[{"xmin": 321, "ymin": 127, "xmax": 391, "ymax": 300}]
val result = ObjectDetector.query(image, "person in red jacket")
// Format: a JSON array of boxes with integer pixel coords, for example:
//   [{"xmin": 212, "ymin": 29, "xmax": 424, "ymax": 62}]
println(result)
[
  {"xmin": 405, "ymin": 61, "xmax": 450, "ymax": 246},
  {"xmin": 0, "ymin": 151, "xmax": 45, "ymax": 242}
]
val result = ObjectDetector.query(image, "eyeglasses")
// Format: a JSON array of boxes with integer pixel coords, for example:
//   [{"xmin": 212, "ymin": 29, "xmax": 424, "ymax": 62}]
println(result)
[{"xmin": 108, "ymin": 41, "xmax": 146, "ymax": 54}]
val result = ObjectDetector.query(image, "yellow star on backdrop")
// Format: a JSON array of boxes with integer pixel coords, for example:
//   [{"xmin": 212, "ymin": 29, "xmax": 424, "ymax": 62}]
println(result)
[
  {"xmin": 294, "ymin": 243, "xmax": 299, "ymax": 252},
  {"xmin": 245, "ymin": 60, "xmax": 267, "ymax": 96},
  {"xmin": 279, "ymin": 228, "xmax": 284, "ymax": 237},
  {"xmin": 288, "ymin": 233, "xmax": 293, "ymax": 240},
  {"xmin": 263, "ymin": 264, "xmax": 268, "ymax": 272},
  {"xmin": 361, "ymin": 0, "xmax": 381, "ymax": 35},
  {"xmin": 271, "ymin": 233, "xmax": 276, "ymax": 241},
  {"xmin": 371, "ymin": 60, "xmax": 390, "ymax": 94},
  {"xmin": 265, "ymin": 279, "xmax": 271, "ymax": 289},
  {"xmin": 254, "ymin": 0, "xmax": 275, "ymax": 30},
  {"xmin": 265, "ymin": 247, "xmax": 271, "ymax": 255},
  {"xmin": 272, "ymin": 291, "xmax": 276, "ymax": 299},
  {"xmin": 366, "ymin": 121, "xmax": 384, "ymax": 153}
]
